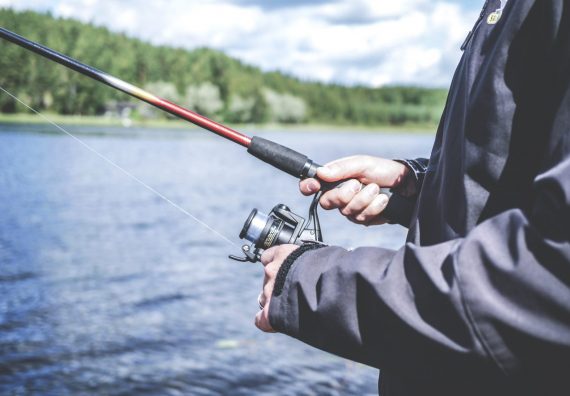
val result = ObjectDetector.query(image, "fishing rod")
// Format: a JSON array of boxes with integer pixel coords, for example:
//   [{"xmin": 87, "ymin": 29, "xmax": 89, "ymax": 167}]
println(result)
[
  {"xmin": 0, "ymin": 27, "xmax": 318, "ymax": 181},
  {"xmin": 0, "ymin": 27, "xmax": 403, "ymax": 261}
]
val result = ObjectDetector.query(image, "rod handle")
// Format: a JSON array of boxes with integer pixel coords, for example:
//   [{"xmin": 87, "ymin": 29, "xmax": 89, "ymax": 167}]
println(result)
[
  {"xmin": 247, "ymin": 136, "xmax": 406, "ymax": 224},
  {"xmin": 247, "ymin": 136, "xmax": 318, "ymax": 179}
]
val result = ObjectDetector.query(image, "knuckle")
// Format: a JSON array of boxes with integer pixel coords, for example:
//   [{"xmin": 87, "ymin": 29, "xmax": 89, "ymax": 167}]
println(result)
[
  {"xmin": 263, "ymin": 265, "xmax": 272, "ymax": 278},
  {"xmin": 320, "ymin": 194, "xmax": 336, "ymax": 209},
  {"xmin": 339, "ymin": 188, "xmax": 354, "ymax": 203},
  {"xmin": 260, "ymin": 251, "xmax": 271, "ymax": 264},
  {"xmin": 370, "ymin": 194, "xmax": 389, "ymax": 214},
  {"xmin": 261, "ymin": 246, "xmax": 278, "ymax": 264},
  {"xmin": 361, "ymin": 183, "xmax": 379, "ymax": 198},
  {"xmin": 354, "ymin": 195, "xmax": 372, "ymax": 209},
  {"xmin": 263, "ymin": 283, "xmax": 273, "ymax": 297}
]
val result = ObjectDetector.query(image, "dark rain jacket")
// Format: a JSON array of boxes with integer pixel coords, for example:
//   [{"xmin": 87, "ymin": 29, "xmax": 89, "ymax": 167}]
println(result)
[{"xmin": 268, "ymin": 1, "xmax": 570, "ymax": 395}]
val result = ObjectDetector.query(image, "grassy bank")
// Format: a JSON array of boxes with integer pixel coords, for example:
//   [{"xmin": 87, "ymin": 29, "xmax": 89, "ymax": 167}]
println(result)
[{"xmin": 0, "ymin": 113, "xmax": 437, "ymax": 134}]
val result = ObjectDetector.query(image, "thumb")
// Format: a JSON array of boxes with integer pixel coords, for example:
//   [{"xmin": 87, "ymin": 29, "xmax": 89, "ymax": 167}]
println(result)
[{"xmin": 317, "ymin": 156, "xmax": 371, "ymax": 182}]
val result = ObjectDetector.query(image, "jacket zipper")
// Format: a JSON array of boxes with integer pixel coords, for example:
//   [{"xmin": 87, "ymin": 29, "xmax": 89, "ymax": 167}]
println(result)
[{"xmin": 461, "ymin": 0, "xmax": 491, "ymax": 51}]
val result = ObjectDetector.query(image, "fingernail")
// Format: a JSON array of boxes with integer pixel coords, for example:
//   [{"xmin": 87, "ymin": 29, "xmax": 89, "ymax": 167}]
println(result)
[{"xmin": 308, "ymin": 181, "xmax": 319, "ymax": 192}]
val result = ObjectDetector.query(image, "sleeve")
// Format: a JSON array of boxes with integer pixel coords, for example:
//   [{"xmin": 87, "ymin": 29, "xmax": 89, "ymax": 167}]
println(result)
[
  {"xmin": 382, "ymin": 158, "xmax": 429, "ymax": 227},
  {"xmin": 268, "ymin": 23, "xmax": 570, "ymax": 380},
  {"xmin": 269, "ymin": 155, "xmax": 570, "ymax": 380},
  {"xmin": 269, "ymin": 1, "xmax": 570, "ymax": 384}
]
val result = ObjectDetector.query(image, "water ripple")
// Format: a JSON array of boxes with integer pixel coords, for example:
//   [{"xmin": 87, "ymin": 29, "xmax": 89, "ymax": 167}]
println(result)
[{"xmin": 0, "ymin": 127, "xmax": 432, "ymax": 394}]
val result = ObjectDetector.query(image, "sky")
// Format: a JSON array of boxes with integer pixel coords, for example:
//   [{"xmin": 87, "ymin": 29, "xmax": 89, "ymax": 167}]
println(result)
[{"xmin": 0, "ymin": 0, "xmax": 484, "ymax": 87}]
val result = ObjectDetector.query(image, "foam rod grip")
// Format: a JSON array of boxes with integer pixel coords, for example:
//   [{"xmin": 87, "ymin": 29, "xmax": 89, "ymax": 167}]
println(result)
[{"xmin": 247, "ymin": 136, "xmax": 317, "ymax": 178}]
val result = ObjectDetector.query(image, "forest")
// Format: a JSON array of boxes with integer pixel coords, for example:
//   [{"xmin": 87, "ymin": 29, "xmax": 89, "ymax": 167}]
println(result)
[{"xmin": 0, "ymin": 9, "xmax": 448, "ymax": 127}]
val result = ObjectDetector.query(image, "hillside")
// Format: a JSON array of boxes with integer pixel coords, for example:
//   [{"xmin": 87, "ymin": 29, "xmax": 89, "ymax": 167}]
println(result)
[{"xmin": 0, "ymin": 9, "xmax": 447, "ymax": 126}]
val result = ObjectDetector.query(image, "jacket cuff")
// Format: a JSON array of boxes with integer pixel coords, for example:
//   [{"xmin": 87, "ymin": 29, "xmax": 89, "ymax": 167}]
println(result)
[
  {"xmin": 269, "ymin": 243, "xmax": 326, "ymax": 332},
  {"xmin": 273, "ymin": 242, "xmax": 326, "ymax": 296},
  {"xmin": 381, "ymin": 158, "xmax": 428, "ymax": 227},
  {"xmin": 393, "ymin": 158, "xmax": 429, "ymax": 196}
]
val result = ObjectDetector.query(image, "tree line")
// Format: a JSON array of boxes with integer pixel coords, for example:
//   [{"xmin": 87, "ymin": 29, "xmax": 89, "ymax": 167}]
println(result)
[{"xmin": 0, "ymin": 9, "xmax": 448, "ymax": 126}]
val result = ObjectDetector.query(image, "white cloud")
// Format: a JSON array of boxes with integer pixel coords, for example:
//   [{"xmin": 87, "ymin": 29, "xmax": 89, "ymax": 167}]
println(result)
[{"xmin": 1, "ymin": 0, "xmax": 479, "ymax": 87}]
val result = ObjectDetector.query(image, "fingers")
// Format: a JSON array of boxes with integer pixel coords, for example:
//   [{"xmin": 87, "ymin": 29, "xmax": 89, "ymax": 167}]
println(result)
[
  {"xmin": 258, "ymin": 281, "xmax": 273, "ymax": 311},
  {"xmin": 255, "ymin": 305, "xmax": 275, "ymax": 332},
  {"xmin": 300, "ymin": 156, "xmax": 406, "ymax": 197},
  {"xmin": 320, "ymin": 179, "xmax": 362, "ymax": 210},
  {"xmin": 340, "ymin": 183, "xmax": 380, "ymax": 216},
  {"xmin": 260, "ymin": 245, "xmax": 298, "ymax": 267},
  {"xmin": 255, "ymin": 280, "xmax": 275, "ymax": 333},
  {"xmin": 351, "ymin": 193, "xmax": 390, "ymax": 225},
  {"xmin": 260, "ymin": 246, "xmax": 278, "ymax": 265},
  {"xmin": 320, "ymin": 181, "xmax": 389, "ymax": 225},
  {"xmin": 317, "ymin": 156, "xmax": 373, "ymax": 182},
  {"xmin": 299, "ymin": 156, "xmax": 370, "ymax": 195},
  {"xmin": 256, "ymin": 245, "xmax": 299, "ymax": 334},
  {"xmin": 299, "ymin": 178, "xmax": 321, "ymax": 196}
]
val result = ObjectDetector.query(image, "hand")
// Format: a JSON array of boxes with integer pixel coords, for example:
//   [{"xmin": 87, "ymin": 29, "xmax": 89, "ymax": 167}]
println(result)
[
  {"xmin": 255, "ymin": 244, "xmax": 299, "ymax": 333},
  {"xmin": 299, "ymin": 156, "xmax": 410, "ymax": 226}
]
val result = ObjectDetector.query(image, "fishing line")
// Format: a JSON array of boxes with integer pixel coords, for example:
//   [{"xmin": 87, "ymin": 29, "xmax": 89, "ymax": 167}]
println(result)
[{"xmin": 0, "ymin": 85, "xmax": 238, "ymax": 248}]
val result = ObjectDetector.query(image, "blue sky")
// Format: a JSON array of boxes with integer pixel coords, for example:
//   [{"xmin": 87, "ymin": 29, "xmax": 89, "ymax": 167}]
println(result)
[{"xmin": 0, "ymin": 0, "xmax": 485, "ymax": 87}]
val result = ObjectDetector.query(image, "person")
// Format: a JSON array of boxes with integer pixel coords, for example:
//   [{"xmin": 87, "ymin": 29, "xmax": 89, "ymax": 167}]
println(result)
[{"xmin": 254, "ymin": 1, "xmax": 570, "ymax": 395}]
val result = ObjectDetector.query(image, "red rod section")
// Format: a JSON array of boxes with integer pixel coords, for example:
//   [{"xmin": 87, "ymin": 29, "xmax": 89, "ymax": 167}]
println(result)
[
  {"xmin": 159, "ymin": 99, "xmax": 251, "ymax": 147},
  {"xmin": 0, "ymin": 27, "xmax": 252, "ymax": 148}
]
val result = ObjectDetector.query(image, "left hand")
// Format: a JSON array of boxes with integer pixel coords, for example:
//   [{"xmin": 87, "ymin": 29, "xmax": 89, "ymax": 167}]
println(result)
[{"xmin": 255, "ymin": 244, "xmax": 299, "ymax": 332}]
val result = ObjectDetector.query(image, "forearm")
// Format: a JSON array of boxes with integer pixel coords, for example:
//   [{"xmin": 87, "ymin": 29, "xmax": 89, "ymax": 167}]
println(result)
[
  {"xmin": 269, "ymin": 157, "xmax": 570, "ymax": 377},
  {"xmin": 268, "ymin": 242, "xmax": 488, "ymax": 375}
]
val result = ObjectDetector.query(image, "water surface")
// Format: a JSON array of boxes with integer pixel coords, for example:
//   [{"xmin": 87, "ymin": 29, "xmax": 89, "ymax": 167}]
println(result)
[{"xmin": 0, "ymin": 123, "xmax": 434, "ymax": 395}]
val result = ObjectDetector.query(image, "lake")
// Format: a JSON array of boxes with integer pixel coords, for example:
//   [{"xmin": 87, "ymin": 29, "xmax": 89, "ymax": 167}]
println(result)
[{"xmin": 0, "ymin": 123, "xmax": 433, "ymax": 395}]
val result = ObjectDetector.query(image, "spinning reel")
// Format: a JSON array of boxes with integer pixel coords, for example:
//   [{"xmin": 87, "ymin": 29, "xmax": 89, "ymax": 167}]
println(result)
[{"xmin": 229, "ymin": 193, "xmax": 323, "ymax": 263}]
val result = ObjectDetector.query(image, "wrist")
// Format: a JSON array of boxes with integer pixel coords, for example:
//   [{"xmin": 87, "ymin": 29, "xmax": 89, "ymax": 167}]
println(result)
[
  {"xmin": 392, "ymin": 158, "xmax": 428, "ymax": 198},
  {"xmin": 392, "ymin": 161, "xmax": 417, "ymax": 197},
  {"xmin": 273, "ymin": 242, "xmax": 326, "ymax": 297}
]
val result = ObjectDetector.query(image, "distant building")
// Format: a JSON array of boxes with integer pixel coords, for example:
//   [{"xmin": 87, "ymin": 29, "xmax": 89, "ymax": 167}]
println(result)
[{"xmin": 104, "ymin": 101, "xmax": 136, "ymax": 127}]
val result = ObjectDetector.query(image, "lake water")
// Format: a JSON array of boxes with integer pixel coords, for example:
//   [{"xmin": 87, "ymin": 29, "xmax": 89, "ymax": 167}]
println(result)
[{"xmin": 0, "ymin": 123, "xmax": 434, "ymax": 395}]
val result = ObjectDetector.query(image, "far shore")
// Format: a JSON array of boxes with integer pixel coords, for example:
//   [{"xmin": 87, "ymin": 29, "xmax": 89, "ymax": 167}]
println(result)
[{"xmin": 0, "ymin": 113, "xmax": 437, "ymax": 134}]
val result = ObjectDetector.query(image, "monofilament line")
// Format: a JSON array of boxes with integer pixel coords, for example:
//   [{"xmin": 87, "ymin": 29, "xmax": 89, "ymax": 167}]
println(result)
[{"xmin": 0, "ymin": 85, "xmax": 237, "ymax": 248}]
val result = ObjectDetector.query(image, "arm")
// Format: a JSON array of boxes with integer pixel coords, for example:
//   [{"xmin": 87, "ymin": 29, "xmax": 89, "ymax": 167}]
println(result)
[
  {"xmin": 262, "ymin": 0, "xmax": 570, "ymax": 380},
  {"xmin": 268, "ymin": 155, "xmax": 570, "ymax": 380}
]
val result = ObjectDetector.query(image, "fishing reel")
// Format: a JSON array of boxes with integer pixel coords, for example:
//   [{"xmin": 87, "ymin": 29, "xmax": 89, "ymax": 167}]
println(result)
[{"xmin": 229, "ymin": 193, "xmax": 323, "ymax": 263}]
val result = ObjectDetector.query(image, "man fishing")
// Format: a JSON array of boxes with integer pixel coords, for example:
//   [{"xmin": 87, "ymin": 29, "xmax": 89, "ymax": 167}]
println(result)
[{"xmin": 254, "ymin": 1, "xmax": 570, "ymax": 395}]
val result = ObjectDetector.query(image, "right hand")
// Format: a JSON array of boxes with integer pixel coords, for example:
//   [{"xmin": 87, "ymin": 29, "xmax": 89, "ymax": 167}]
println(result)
[{"xmin": 299, "ymin": 156, "xmax": 410, "ymax": 226}]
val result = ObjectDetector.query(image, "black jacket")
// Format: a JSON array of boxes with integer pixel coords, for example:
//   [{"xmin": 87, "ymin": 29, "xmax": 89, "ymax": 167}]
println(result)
[{"xmin": 268, "ymin": 1, "xmax": 570, "ymax": 395}]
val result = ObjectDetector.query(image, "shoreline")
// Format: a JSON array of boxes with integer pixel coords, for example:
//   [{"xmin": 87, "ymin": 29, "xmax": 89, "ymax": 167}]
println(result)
[{"xmin": 0, "ymin": 113, "xmax": 437, "ymax": 134}]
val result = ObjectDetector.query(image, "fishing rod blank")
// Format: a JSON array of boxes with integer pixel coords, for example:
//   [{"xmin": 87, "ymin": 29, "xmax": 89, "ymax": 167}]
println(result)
[
  {"xmin": 0, "ymin": 27, "xmax": 408, "ymax": 223},
  {"xmin": 0, "ymin": 27, "xmax": 320, "ymax": 180}
]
